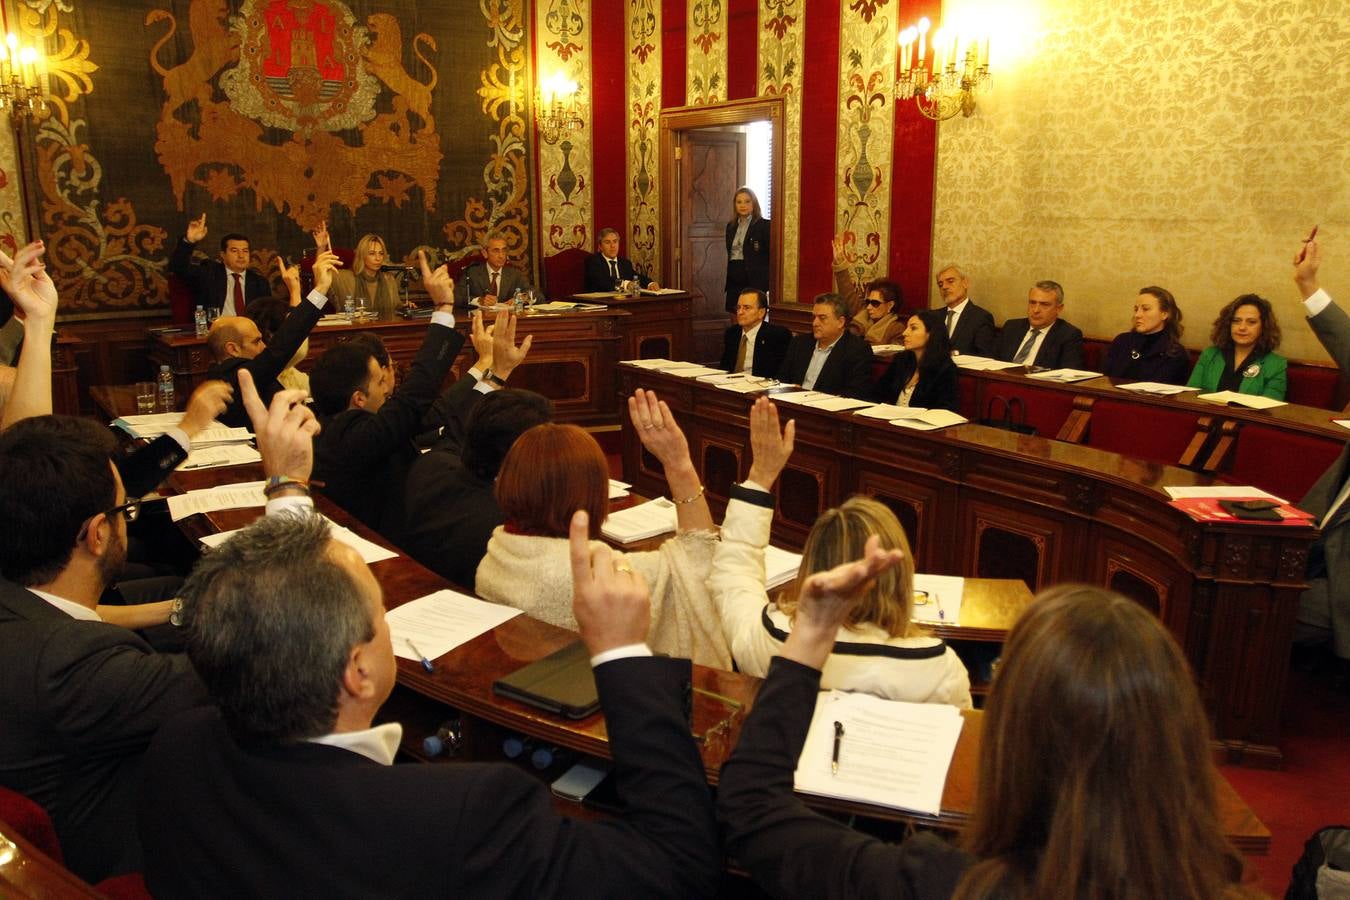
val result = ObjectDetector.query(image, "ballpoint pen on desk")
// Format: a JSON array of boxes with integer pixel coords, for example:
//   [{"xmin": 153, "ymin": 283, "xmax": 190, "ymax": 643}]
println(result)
[
  {"xmin": 933, "ymin": 592, "xmax": 946, "ymax": 622},
  {"xmin": 832, "ymin": 720, "xmax": 844, "ymax": 775},
  {"xmin": 406, "ymin": 639, "xmax": 435, "ymax": 673}
]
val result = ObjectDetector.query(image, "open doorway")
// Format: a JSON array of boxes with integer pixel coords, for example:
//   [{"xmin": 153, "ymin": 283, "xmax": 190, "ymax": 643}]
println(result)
[{"xmin": 660, "ymin": 98, "xmax": 785, "ymax": 363}]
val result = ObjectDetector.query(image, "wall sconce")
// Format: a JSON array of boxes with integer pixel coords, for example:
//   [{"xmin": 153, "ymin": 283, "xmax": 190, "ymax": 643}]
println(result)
[
  {"xmin": 0, "ymin": 32, "xmax": 47, "ymax": 126},
  {"xmin": 536, "ymin": 72, "xmax": 582, "ymax": 145},
  {"xmin": 896, "ymin": 18, "xmax": 990, "ymax": 121}
]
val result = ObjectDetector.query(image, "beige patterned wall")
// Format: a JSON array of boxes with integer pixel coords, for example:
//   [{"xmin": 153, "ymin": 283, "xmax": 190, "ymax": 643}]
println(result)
[
  {"xmin": 687, "ymin": 0, "xmax": 727, "ymax": 105},
  {"xmin": 535, "ymin": 0, "xmax": 594, "ymax": 254},
  {"xmin": 626, "ymin": 0, "xmax": 661, "ymax": 277},
  {"xmin": 0, "ymin": 127, "xmax": 24, "ymax": 250},
  {"xmin": 758, "ymin": 0, "xmax": 803, "ymax": 299},
  {"xmin": 931, "ymin": 0, "xmax": 1350, "ymax": 362}
]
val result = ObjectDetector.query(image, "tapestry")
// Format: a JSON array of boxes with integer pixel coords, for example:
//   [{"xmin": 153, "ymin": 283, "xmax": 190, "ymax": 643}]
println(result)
[
  {"xmin": 626, "ymin": 0, "xmax": 660, "ymax": 278},
  {"xmin": 686, "ymin": 0, "xmax": 725, "ymax": 105},
  {"xmin": 9, "ymin": 0, "xmax": 534, "ymax": 320},
  {"xmin": 757, "ymin": 0, "xmax": 802, "ymax": 299},
  {"xmin": 534, "ymin": 0, "xmax": 594, "ymax": 255}
]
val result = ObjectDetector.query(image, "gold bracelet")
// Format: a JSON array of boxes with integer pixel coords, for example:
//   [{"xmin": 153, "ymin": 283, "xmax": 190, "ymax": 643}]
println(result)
[{"xmin": 673, "ymin": 484, "xmax": 705, "ymax": 505}]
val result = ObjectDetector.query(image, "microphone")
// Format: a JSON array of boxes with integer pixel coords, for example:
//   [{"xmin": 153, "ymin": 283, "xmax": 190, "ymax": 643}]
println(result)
[{"xmin": 379, "ymin": 264, "xmax": 417, "ymax": 273}]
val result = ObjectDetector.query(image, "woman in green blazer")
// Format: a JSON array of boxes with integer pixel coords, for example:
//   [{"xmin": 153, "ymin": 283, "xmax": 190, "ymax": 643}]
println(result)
[{"xmin": 1187, "ymin": 294, "xmax": 1287, "ymax": 399}]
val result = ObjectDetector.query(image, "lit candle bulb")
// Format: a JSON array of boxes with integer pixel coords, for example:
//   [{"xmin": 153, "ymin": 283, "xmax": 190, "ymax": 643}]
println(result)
[{"xmin": 917, "ymin": 17, "xmax": 929, "ymax": 64}]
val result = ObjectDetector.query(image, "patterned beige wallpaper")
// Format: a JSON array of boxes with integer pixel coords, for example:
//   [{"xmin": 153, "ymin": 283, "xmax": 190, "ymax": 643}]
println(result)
[
  {"xmin": 931, "ymin": 0, "xmax": 1350, "ymax": 363},
  {"xmin": 0, "ymin": 127, "xmax": 26, "ymax": 248}
]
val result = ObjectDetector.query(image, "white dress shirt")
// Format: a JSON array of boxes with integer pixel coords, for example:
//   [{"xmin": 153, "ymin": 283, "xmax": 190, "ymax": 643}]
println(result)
[
  {"xmin": 944, "ymin": 297, "xmax": 971, "ymax": 338},
  {"xmin": 736, "ymin": 322, "xmax": 763, "ymax": 373},
  {"xmin": 28, "ymin": 587, "xmax": 101, "ymax": 622},
  {"xmin": 802, "ymin": 336, "xmax": 841, "ymax": 390}
]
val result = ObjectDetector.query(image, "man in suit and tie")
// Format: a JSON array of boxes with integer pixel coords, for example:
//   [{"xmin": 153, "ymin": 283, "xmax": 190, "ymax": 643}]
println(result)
[
  {"xmin": 992, "ymin": 280, "xmax": 1085, "ymax": 370},
  {"xmin": 935, "ymin": 265, "xmax": 997, "ymax": 357},
  {"xmin": 718, "ymin": 288, "xmax": 792, "ymax": 377},
  {"xmin": 139, "ymin": 410, "xmax": 720, "ymax": 895},
  {"xmin": 167, "ymin": 214, "xmax": 273, "ymax": 316},
  {"xmin": 584, "ymin": 227, "xmax": 660, "ymax": 292},
  {"xmin": 455, "ymin": 230, "xmax": 535, "ymax": 307},
  {"xmin": 777, "ymin": 294, "xmax": 873, "ymax": 398}
]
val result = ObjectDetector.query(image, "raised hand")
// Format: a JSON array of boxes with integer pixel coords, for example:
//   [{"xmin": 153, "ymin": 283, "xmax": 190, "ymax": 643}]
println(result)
[
  {"xmin": 417, "ymin": 249, "xmax": 455, "ymax": 309},
  {"xmin": 276, "ymin": 255, "xmax": 301, "ymax": 305},
  {"xmin": 186, "ymin": 213, "xmax": 207, "ymax": 244},
  {"xmin": 178, "ymin": 380, "xmax": 234, "ymax": 438},
  {"xmin": 312, "ymin": 220, "xmax": 331, "ymax": 253},
  {"xmin": 628, "ymin": 389, "xmax": 690, "ymax": 467},
  {"xmin": 0, "ymin": 241, "xmax": 58, "ymax": 326},
  {"xmin": 1294, "ymin": 231, "xmax": 1320, "ymax": 300},
  {"xmin": 310, "ymin": 249, "xmax": 343, "ymax": 296},
  {"xmin": 783, "ymin": 535, "xmax": 906, "ymax": 670},
  {"xmin": 569, "ymin": 510, "xmax": 650, "ymax": 656},
  {"xmin": 237, "ymin": 368, "xmax": 319, "ymax": 483},
  {"xmin": 831, "ymin": 233, "xmax": 848, "ymax": 269},
  {"xmin": 746, "ymin": 396, "xmax": 795, "ymax": 488},
  {"xmin": 489, "ymin": 308, "xmax": 532, "ymax": 379},
  {"xmin": 469, "ymin": 311, "xmax": 494, "ymax": 371}
]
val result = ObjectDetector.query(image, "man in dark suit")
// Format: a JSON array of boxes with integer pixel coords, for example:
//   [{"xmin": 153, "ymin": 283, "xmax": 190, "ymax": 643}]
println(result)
[
  {"xmin": 454, "ymin": 230, "xmax": 536, "ymax": 307},
  {"xmin": 584, "ymin": 227, "xmax": 660, "ymax": 292},
  {"xmin": 935, "ymin": 265, "xmax": 997, "ymax": 357},
  {"xmin": 204, "ymin": 249, "xmax": 341, "ymax": 428},
  {"xmin": 992, "ymin": 280, "xmax": 1085, "ymax": 370},
  {"xmin": 719, "ymin": 288, "xmax": 792, "ymax": 377},
  {"xmin": 0, "ymin": 411, "xmax": 227, "ymax": 883},
  {"xmin": 403, "ymin": 389, "xmax": 553, "ymax": 587},
  {"xmin": 167, "ymin": 214, "xmax": 272, "ymax": 316},
  {"xmin": 777, "ymin": 294, "xmax": 873, "ymax": 398},
  {"xmin": 139, "ymin": 493, "xmax": 720, "ymax": 896}
]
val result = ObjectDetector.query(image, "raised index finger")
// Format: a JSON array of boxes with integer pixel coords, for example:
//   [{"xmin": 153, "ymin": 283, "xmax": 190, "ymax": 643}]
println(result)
[
  {"xmin": 568, "ymin": 510, "xmax": 593, "ymax": 587},
  {"xmin": 237, "ymin": 370, "xmax": 267, "ymax": 432}
]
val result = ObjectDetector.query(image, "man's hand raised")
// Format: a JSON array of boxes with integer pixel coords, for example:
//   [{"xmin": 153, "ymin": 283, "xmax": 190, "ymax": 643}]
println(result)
[
  {"xmin": 418, "ymin": 249, "xmax": 455, "ymax": 310},
  {"xmin": 310, "ymin": 250, "xmax": 343, "ymax": 297},
  {"xmin": 1294, "ymin": 233, "xmax": 1321, "ymax": 301},
  {"xmin": 178, "ymin": 380, "xmax": 234, "ymax": 438},
  {"xmin": 569, "ymin": 510, "xmax": 650, "ymax": 657},
  {"xmin": 186, "ymin": 214, "xmax": 207, "ymax": 244},
  {"xmin": 0, "ymin": 241, "xmax": 58, "ymax": 328},
  {"xmin": 746, "ymin": 396, "xmax": 794, "ymax": 488},
  {"xmin": 237, "ymin": 369, "xmax": 319, "ymax": 486},
  {"xmin": 276, "ymin": 255, "xmax": 302, "ymax": 306},
  {"xmin": 489, "ymin": 308, "xmax": 532, "ymax": 380}
]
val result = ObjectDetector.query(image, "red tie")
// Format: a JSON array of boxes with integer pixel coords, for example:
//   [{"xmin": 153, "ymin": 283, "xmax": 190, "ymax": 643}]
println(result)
[
  {"xmin": 232, "ymin": 273, "xmax": 244, "ymax": 314},
  {"xmin": 489, "ymin": 271, "xmax": 499, "ymax": 298}
]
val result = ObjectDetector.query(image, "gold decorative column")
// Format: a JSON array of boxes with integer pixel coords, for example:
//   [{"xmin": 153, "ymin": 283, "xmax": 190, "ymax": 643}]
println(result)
[
  {"xmin": 687, "ymin": 0, "xmax": 727, "ymax": 105},
  {"xmin": 626, "ymin": 0, "xmax": 661, "ymax": 278},
  {"xmin": 534, "ymin": 0, "xmax": 594, "ymax": 253},
  {"xmin": 758, "ymin": 0, "xmax": 803, "ymax": 299}
]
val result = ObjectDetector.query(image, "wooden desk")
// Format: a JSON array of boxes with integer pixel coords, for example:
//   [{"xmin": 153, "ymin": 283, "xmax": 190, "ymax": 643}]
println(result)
[
  {"xmin": 161, "ymin": 463, "xmax": 1269, "ymax": 853},
  {"xmin": 0, "ymin": 825, "xmax": 104, "ymax": 898},
  {"xmin": 616, "ymin": 365, "xmax": 1317, "ymax": 766},
  {"xmin": 568, "ymin": 291, "xmax": 693, "ymax": 362}
]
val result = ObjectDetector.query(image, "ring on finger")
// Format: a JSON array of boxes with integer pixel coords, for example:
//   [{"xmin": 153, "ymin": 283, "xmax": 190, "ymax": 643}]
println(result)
[{"xmin": 614, "ymin": 564, "xmax": 633, "ymax": 575}]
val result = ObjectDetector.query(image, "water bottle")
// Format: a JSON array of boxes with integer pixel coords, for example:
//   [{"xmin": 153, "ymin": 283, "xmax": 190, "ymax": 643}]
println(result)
[
  {"xmin": 512, "ymin": 287, "xmax": 524, "ymax": 312},
  {"xmin": 156, "ymin": 365, "xmax": 175, "ymax": 412},
  {"xmin": 194, "ymin": 305, "xmax": 208, "ymax": 336}
]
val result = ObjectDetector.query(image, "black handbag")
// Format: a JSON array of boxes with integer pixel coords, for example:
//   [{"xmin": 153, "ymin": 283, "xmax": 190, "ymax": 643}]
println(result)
[{"xmin": 978, "ymin": 396, "xmax": 1037, "ymax": 435}]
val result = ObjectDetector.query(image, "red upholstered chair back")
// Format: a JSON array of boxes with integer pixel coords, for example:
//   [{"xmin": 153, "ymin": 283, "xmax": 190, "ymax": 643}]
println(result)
[
  {"xmin": 0, "ymin": 785, "xmax": 63, "ymax": 862},
  {"xmin": 542, "ymin": 248, "xmax": 589, "ymax": 300},
  {"xmin": 96, "ymin": 872, "xmax": 153, "ymax": 898},
  {"xmin": 298, "ymin": 247, "xmax": 357, "ymax": 303},
  {"xmin": 1084, "ymin": 398, "xmax": 1206, "ymax": 466},
  {"xmin": 444, "ymin": 252, "xmax": 484, "ymax": 284},
  {"xmin": 1224, "ymin": 422, "xmax": 1345, "ymax": 502},
  {"xmin": 1285, "ymin": 364, "xmax": 1345, "ymax": 411},
  {"xmin": 973, "ymin": 382, "xmax": 1077, "ymax": 438},
  {"xmin": 166, "ymin": 272, "xmax": 194, "ymax": 326}
]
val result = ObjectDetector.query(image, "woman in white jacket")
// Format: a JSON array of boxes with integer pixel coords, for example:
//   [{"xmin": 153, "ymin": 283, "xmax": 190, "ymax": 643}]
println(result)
[{"xmin": 709, "ymin": 397, "xmax": 971, "ymax": 706}]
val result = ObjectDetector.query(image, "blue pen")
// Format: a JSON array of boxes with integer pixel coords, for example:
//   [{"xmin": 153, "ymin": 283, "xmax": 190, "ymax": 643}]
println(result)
[
  {"xmin": 934, "ymin": 593, "xmax": 946, "ymax": 621},
  {"xmin": 407, "ymin": 639, "xmax": 435, "ymax": 673}
]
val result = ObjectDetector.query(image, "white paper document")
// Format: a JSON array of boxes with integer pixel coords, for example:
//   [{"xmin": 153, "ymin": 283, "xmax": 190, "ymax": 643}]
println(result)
[
  {"xmin": 1196, "ymin": 390, "xmax": 1287, "ymax": 409},
  {"xmin": 572, "ymin": 291, "xmax": 621, "ymax": 299},
  {"xmin": 640, "ymin": 287, "xmax": 684, "ymax": 295},
  {"xmin": 1334, "ymin": 419, "xmax": 1350, "ymax": 431},
  {"xmin": 764, "ymin": 545, "xmax": 804, "ymax": 590},
  {"xmin": 1026, "ymin": 368, "xmax": 1102, "ymax": 383},
  {"xmin": 601, "ymin": 497, "xmax": 678, "ymax": 543},
  {"xmin": 620, "ymin": 358, "xmax": 709, "ymax": 371},
  {"xmin": 800, "ymin": 395, "xmax": 873, "ymax": 412},
  {"xmin": 198, "ymin": 515, "xmax": 399, "ymax": 564},
  {"xmin": 114, "ymin": 413, "xmax": 227, "ymax": 439},
  {"xmin": 1164, "ymin": 485, "xmax": 1286, "ymax": 503},
  {"xmin": 608, "ymin": 479, "xmax": 632, "ymax": 500},
  {"xmin": 950, "ymin": 355, "xmax": 1020, "ymax": 371},
  {"xmin": 891, "ymin": 409, "xmax": 968, "ymax": 431},
  {"xmin": 1114, "ymin": 381, "xmax": 1200, "ymax": 395},
  {"xmin": 386, "ymin": 589, "xmax": 523, "ymax": 664},
  {"xmin": 911, "ymin": 573, "xmax": 966, "ymax": 624},
  {"xmin": 177, "ymin": 444, "xmax": 262, "ymax": 471},
  {"xmin": 795, "ymin": 691, "xmax": 965, "ymax": 817},
  {"xmin": 664, "ymin": 365, "xmax": 728, "ymax": 379},
  {"xmin": 870, "ymin": 344, "xmax": 903, "ymax": 354},
  {"xmin": 189, "ymin": 426, "xmax": 254, "ymax": 447},
  {"xmin": 166, "ymin": 481, "xmax": 269, "ymax": 521},
  {"xmin": 770, "ymin": 391, "xmax": 832, "ymax": 406}
]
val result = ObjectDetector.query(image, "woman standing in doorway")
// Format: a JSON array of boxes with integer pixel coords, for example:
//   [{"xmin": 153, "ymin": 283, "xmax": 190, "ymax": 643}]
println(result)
[{"xmin": 725, "ymin": 187, "xmax": 771, "ymax": 313}]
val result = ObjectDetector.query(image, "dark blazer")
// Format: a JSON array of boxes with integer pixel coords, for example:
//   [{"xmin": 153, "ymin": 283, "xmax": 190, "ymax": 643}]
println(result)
[
  {"xmin": 402, "ymin": 452, "xmax": 500, "ymax": 589},
  {"xmin": 993, "ymin": 317, "xmax": 1085, "ymax": 369},
  {"xmin": 584, "ymin": 253, "xmax": 652, "ymax": 292},
  {"xmin": 0, "ymin": 579, "xmax": 206, "ymax": 883},
  {"xmin": 139, "ymin": 656, "xmax": 720, "ymax": 899},
  {"xmin": 314, "ymin": 322, "xmax": 465, "ymax": 535},
  {"xmin": 945, "ymin": 301, "xmax": 997, "ymax": 357},
  {"xmin": 1102, "ymin": 330, "xmax": 1190, "ymax": 384},
  {"xmin": 718, "ymin": 656, "xmax": 972, "ymax": 899},
  {"xmin": 719, "ymin": 322, "xmax": 792, "ymax": 378},
  {"xmin": 870, "ymin": 351, "xmax": 960, "ymax": 412},
  {"xmin": 206, "ymin": 298, "xmax": 323, "ymax": 428},
  {"xmin": 167, "ymin": 239, "xmax": 271, "ymax": 313},
  {"xmin": 454, "ymin": 263, "xmax": 535, "ymax": 306},
  {"xmin": 777, "ymin": 331, "xmax": 873, "ymax": 398},
  {"xmin": 725, "ymin": 218, "xmax": 771, "ymax": 292}
]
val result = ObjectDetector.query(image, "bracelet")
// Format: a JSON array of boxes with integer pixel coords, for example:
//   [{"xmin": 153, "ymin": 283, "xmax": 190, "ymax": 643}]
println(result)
[
  {"xmin": 673, "ymin": 484, "xmax": 706, "ymax": 505},
  {"xmin": 482, "ymin": 368, "xmax": 508, "ymax": 387},
  {"xmin": 263, "ymin": 476, "xmax": 313, "ymax": 498}
]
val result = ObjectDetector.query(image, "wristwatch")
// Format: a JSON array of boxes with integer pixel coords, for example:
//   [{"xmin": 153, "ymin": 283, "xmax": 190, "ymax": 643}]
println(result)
[
  {"xmin": 482, "ymin": 368, "xmax": 508, "ymax": 387},
  {"xmin": 169, "ymin": 598, "xmax": 184, "ymax": 627}
]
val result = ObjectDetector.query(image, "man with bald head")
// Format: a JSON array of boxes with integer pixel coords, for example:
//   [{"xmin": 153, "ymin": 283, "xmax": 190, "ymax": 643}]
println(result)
[{"xmin": 206, "ymin": 250, "xmax": 342, "ymax": 427}]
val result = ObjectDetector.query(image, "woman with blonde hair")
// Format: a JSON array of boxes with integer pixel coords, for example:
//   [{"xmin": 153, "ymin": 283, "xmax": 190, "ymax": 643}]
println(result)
[
  {"xmin": 708, "ymin": 396, "xmax": 970, "ymax": 706},
  {"xmin": 718, "ymin": 577, "xmax": 1260, "ymax": 899},
  {"xmin": 326, "ymin": 231, "xmax": 402, "ymax": 317}
]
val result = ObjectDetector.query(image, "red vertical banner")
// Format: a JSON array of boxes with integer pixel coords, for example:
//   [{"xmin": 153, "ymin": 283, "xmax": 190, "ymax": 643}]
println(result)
[
  {"xmin": 795, "ymin": 0, "xmax": 841, "ymax": 299},
  {"xmin": 662, "ymin": 0, "xmax": 688, "ymax": 108},
  {"xmin": 725, "ymin": 0, "xmax": 757, "ymax": 100},
  {"xmin": 889, "ymin": 0, "xmax": 942, "ymax": 309},
  {"xmin": 592, "ymin": 0, "xmax": 627, "ymax": 241}
]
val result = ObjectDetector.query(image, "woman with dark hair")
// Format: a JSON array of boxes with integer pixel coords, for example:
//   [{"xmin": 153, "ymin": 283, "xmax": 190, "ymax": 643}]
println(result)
[
  {"xmin": 1102, "ymin": 286, "xmax": 1190, "ymax": 383},
  {"xmin": 475, "ymin": 391, "xmax": 732, "ymax": 668},
  {"xmin": 869, "ymin": 311, "xmax": 960, "ymax": 411},
  {"xmin": 725, "ymin": 187, "xmax": 771, "ymax": 313},
  {"xmin": 1187, "ymin": 294, "xmax": 1287, "ymax": 399},
  {"xmin": 718, "ymin": 581, "xmax": 1260, "ymax": 900},
  {"xmin": 850, "ymin": 279, "xmax": 906, "ymax": 345}
]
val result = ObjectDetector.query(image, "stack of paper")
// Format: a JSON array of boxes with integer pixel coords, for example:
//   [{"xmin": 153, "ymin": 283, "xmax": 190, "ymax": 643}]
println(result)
[
  {"xmin": 911, "ymin": 573, "xmax": 965, "ymax": 624},
  {"xmin": 532, "ymin": 301, "xmax": 606, "ymax": 311},
  {"xmin": 166, "ymin": 480, "xmax": 268, "ymax": 521},
  {"xmin": 664, "ymin": 365, "xmax": 728, "ymax": 379},
  {"xmin": 177, "ymin": 444, "xmax": 262, "ymax": 471},
  {"xmin": 950, "ymin": 355, "xmax": 1021, "ymax": 371},
  {"xmin": 795, "ymin": 691, "xmax": 965, "ymax": 816},
  {"xmin": 855, "ymin": 408, "xmax": 968, "ymax": 430},
  {"xmin": 316, "ymin": 314, "xmax": 354, "ymax": 327},
  {"xmin": 1197, "ymin": 390, "xmax": 1287, "ymax": 409},
  {"xmin": 601, "ymin": 497, "xmax": 678, "ymax": 543},
  {"xmin": 621, "ymin": 358, "xmax": 708, "ymax": 371},
  {"xmin": 799, "ymin": 395, "xmax": 873, "ymax": 412},
  {"xmin": 1115, "ymin": 381, "xmax": 1200, "ymax": 396},
  {"xmin": 771, "ymin": 391, "xmax": 832, "ymax": 406},
  {"xmin": 114, "ymin": 413, "xmax": 221, "ymax": 439},
  {"xmin": 764, "ymin": 545, "xmax": 803, "ymax": 589},
  {"xmin": 1027, "ymin": 368, "xmax": 1102, "ymax": 383},
  {"xmin": 187, "ymin": 426, "xmax": 255, "ymax": 448},
  {"xmin": 608, "ymin": 479, "xmax": 631, "ymax": 500},
  {"xmin": 639, "ymin": 287, "xmax": 684, "ymax": 295},
  {"xmin": 870, "ymin": 343, "xmax": 903, "ymax": 354},
  {"xmin": 387, "ymin": 589, "xmax": 523, "ymax": 663}
]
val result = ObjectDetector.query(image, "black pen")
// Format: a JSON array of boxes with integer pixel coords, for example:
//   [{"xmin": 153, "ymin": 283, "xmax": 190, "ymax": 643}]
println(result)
[{"xmin": 832, "ymin": 720, "xmax": 844, "ymax": 775}]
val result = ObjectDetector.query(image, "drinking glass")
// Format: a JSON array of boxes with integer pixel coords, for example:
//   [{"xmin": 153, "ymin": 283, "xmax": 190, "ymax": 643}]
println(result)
[{"xmin": 134, "ymin": 382, "xmax": 156, "ymax": 414}]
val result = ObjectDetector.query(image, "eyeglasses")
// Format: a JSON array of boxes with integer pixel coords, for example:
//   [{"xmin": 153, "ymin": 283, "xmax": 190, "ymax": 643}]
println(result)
[
  {"xmin": 865, "ymin": 299, "xmax": 885, "ymax": 308},
  {"xmin": 76, "ymin": 499, "xmax": 143, "ymax": 543}
]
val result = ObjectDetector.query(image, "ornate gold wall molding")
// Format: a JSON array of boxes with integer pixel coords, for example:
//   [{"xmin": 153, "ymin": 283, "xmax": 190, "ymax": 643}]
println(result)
[
  {"xmin": 686, "ymin": 0, "xmax": 726, "ymax": 105},
  {"xmin": 626, "ymin": 0, "xmax": 660, "ymax": 278},
  {"xmin": 534, "ymin": 0, "xmax": 594, "ymax": 254},
  {"xmin": 833, "ymin": 1, "xmax": 898, "ymax": 285},
  {"xmin": 758, "ymin": 0, "xmax": 803, "ymax": 299},
  {"xmin": 931, "ymin": 0, "xmax": 1350, "ymax": 362}
]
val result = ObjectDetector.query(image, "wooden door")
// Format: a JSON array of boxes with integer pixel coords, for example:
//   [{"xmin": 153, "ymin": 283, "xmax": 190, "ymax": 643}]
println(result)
[{"xmin": 678, "ymin": 131, "xmax": 745, "ymax": 362}]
